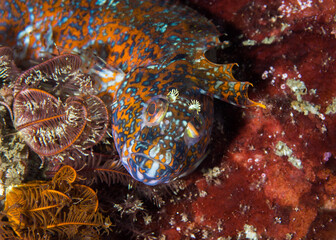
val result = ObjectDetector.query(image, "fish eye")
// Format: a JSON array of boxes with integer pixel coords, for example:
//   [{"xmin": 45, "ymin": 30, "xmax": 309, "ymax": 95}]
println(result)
[{"xmin": 143, "ymin": 96, "xmax": 168, "ymax": 126}]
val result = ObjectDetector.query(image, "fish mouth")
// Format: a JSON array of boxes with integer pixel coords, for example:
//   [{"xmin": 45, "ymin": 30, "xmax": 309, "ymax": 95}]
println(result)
[
  {"xmin": 119, "ymin": 139, "xmax": 186, "ymax": 185},
  {"xmin": 120, "ymin": 152, "xmax": 178, "ymax": 185},
  {"xmin": 131, "ymin": 153, "xmax": 174, "ymax": 171}
]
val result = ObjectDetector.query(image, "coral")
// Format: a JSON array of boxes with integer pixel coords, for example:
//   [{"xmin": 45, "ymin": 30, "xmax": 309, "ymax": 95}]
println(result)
[
  {"xmin": 132, "ymin": 0, "xmax": 336, "ymax": 239},
  {"xmin": 2, "ymin": 165, "xmax": 111, "ymax": 239},
  {"xmin": 0, "ymin": 112, "xmax": 28, "ymax": 195}
]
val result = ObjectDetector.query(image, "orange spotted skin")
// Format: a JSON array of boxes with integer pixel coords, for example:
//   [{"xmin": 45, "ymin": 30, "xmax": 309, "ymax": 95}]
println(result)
[{"xmin": 0, "ymin": 0, "xmax": 264, "ymax": 185}]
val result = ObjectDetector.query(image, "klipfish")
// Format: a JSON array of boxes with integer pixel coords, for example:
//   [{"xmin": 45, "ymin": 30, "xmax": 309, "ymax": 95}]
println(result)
[{"xmin": 0, "ymin": 0, "xmax": 264, "ymax": 185}]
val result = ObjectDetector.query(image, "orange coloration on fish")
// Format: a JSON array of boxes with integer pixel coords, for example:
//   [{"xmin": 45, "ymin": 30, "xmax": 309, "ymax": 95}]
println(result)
[{"xmin": 0, "ymin": 0, "xmax": 264, "ymax": 185}]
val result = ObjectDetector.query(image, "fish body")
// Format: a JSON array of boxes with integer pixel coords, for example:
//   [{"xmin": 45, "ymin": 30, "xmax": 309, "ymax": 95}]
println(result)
[{"xmin": 0, "ymin": 0, "xmax": 263, "ymax": 185}]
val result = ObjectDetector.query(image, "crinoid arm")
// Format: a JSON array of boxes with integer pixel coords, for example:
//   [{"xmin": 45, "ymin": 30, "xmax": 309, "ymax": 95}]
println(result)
[
  {"xmin": 0, "ymin": 46, "xmax": 20, "ymax": 87},
  {"xmin": 191, "ymin": 49, "xmax": 266, "ymax": 109},
  {"xmin": 3, "ymin": 165, "xmax": 111, "ymax": 239}
]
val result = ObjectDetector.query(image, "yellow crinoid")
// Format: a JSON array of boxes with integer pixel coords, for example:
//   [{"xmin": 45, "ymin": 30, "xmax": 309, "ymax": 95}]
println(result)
[{"xmin": 4, "ymin": 165, "xmax": 111, "ymax": 239}]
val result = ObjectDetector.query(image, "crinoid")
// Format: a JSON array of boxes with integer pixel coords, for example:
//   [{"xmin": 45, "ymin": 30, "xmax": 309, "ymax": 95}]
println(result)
[
  {"xmin": 13, "ymin": 53, "xmax": 95, "ymax": 98},
  {"xmin": 0, "ymin": 47, "xmax": 20, "ymax": 119},
  {"xmin": 13, "ymin": 88, "xmax": 108, "ymax": 160},
  {"xmin": 3, "ymin": 165, "xmax": 112, "ymax": 239},
  {"xmin": 0, "ymin": 46, "xmax": 20, "ymax": 88},
  {"xmin": 58, "ymin": 148, "xmax": 135, "ymax": 187},
  {"xmin": 0, "ymin": 47, "xmax": 109, "ymax": 165}
]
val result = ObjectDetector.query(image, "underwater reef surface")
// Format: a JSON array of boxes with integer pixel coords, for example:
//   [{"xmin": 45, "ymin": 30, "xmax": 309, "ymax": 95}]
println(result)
[
  {"xmin": 143, "ymin": 0, "xmax": 336, "ymax": 239},
  {"xmin": 0, "ymin": 0, "xmax": 335, "ymax": 239}
]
